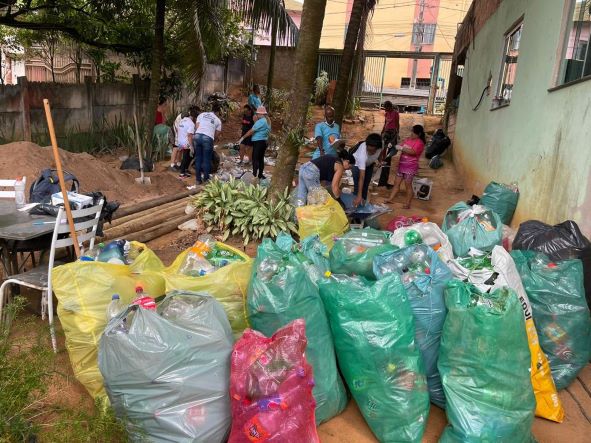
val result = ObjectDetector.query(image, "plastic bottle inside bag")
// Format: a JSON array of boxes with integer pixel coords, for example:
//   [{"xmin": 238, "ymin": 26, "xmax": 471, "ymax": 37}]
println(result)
[
  {"xmin": 180, "ymin": 245, "xmax": 215, "ymax": 277},
  {"xmin": 106, "ymin": 294, "xmax": 127, "ymax": 333},
  {"xmin": 258, "ymin": 257, "xmax": 279, "ymax": 281},
  {"xmin": 97, "ymin": 240, "xmax": 126, "ymax": 264}
]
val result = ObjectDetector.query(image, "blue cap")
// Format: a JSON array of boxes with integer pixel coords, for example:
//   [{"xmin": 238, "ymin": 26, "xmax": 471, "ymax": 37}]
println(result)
[{"xmin": 112, "ymin": 294, "xmax": 120, "ymax": 300}]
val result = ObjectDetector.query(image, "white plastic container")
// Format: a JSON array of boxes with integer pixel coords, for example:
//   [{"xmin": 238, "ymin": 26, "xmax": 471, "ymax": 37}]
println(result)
[{"xmin": 14, "ymin": 176, "xmax": 26, "ymax": 209}]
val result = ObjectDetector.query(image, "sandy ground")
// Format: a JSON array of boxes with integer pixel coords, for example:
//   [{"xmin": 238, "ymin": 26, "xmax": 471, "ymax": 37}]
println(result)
[{"xmin": 6, "ymin": 104, "xmax": 591, "ymax": 442}]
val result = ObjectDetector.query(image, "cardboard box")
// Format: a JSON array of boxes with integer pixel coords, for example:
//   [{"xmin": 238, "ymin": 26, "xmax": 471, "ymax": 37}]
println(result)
[{"xmin": 51, "ymin": 192, "xmax": 93, "ymax": 209}]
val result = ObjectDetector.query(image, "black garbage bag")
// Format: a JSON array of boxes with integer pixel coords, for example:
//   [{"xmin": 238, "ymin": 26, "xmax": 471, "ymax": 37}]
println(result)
[
  {"xmin": 84, "ymin": 192, "xmax": 120, "ymax": 237},
  {"xmin": 120, "ymin": 157, "xmax": 154, "ymax": 172},
  {"xmin": 514, "ymin": 220, "xmax": 591, "ymax": 306},
  {"xmin": 425, "ymin": 129, "xmax": 450, "ymax": 160}
]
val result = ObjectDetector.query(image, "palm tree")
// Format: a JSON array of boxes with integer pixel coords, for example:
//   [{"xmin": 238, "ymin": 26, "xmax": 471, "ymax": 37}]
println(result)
[
  {"xmin": 332, "ymin": 0, "xmax": 376, "ymax": 126},
  {"xmin": 269, "ymin": 0, "xmax": 328, "ymax": 198}
]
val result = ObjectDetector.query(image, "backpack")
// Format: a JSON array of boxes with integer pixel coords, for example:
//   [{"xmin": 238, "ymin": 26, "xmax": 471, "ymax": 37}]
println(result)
[
  {"xmin": 425, "ymin": 129, "xmax": 451, "ymax": 159},
  {"xmin": 29, "ymin": 169, "xmax": 80, "ymax": 204}
]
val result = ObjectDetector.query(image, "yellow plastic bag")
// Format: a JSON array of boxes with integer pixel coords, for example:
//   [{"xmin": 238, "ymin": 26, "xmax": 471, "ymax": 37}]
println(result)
[
  {"xmin": 128, "ymin": 241, "xmax": 164, "ymax": 273},
  {"xmin": 163, "ymin": 242, "xmax": 252, "ymax": 337},
  {"xmin": 296, "ymin": 197, "xmax": 349, "ymax": 249},
  {"xmin": 52, "ymin": 261, "xmax": 166, "ymax": 402}
]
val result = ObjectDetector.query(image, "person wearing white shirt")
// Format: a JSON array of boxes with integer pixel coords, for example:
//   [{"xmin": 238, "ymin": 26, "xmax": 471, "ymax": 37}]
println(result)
[
  {"xmin": 194, "ymin": 103, "xmax": 222, "ymax": 184},
  {"xmin": 177, "ymin": 107, "xmax": 198, "ymax": 178},
  {"xmin": 351, "ymin": 133, "xmax": 383, "ymax": 207}
]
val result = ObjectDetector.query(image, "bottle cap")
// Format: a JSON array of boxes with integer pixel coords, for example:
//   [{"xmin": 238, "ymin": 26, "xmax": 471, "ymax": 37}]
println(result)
[
  {"xmin": 324, "ymin": 271, "xmax": 332, "ymax": 278},
  {"xmin": 135, "ymin": 286, "xmax": 143, "ymax": 293},
  {"xmin": 112, "ymin": 294, "xmax": 120, "ymax": 300}
]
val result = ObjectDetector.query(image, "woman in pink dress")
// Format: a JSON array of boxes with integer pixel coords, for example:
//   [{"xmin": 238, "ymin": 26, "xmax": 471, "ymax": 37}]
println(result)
[{"xmin": 386, "ymin": 124, "xmax": 426, "ymax": 209}]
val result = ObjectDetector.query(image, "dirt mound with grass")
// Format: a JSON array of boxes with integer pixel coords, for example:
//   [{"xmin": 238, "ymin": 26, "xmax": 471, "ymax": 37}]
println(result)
[{"xmin": 0, "ymin": 142, "xmax": 186, "ymax": 205}]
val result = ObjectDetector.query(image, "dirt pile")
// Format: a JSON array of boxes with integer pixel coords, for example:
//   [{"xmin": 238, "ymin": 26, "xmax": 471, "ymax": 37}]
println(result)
[{"xmin": 0, "ymin": 142, "xmax": 186, "ymax": 205}]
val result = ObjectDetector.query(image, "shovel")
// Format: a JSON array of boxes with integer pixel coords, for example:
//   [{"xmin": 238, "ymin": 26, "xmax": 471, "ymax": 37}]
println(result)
[{"xmin": 133, "ymin": 112, "xmax": 151, "ymax": 185}]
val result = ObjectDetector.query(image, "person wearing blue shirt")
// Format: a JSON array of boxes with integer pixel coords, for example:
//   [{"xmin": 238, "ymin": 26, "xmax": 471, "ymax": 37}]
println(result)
[
  {"xmin": 248, "ymin": 84, "xmax": 263, "ymax": 111},
  {"xmin": 313, "ymin": 106, "xmax": 341, "ymax": 159},
  {"xmin": 240, "ymin": 106, "xmax": 271, "ymax": 179}
]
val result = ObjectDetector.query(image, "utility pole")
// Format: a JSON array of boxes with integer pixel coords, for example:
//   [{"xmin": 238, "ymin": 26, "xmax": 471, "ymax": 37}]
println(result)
[{"xmin": 410, "ymin": 0, "xmax": 426, "ymax": 89}]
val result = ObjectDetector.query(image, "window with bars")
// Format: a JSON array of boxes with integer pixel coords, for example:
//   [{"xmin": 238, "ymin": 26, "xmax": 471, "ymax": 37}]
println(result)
[
  {"xmin": 561, "ymin": 0, "xmax": 591, "ymax": 84},
  {"xmin": 400, "ymin": 77, "xmax": 431, "ymax": 89},
  {"xmin": 412, "ymin": 23, "xmax": 436, "ymax": 45},
  {"xmin": 493, "ymin": 21, "xmax": 523, "ymax": 107}
]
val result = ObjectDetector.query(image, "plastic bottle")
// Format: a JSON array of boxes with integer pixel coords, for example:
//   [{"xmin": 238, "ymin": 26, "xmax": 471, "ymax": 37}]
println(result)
[
  {"xmin": 404, "ymin": 229, "xmax": 423, "ymax": 246},
  {"xmin": 180, "ymin": 246, "xmax": 215, "ymax": 277},
  {"xmin": 106, "ymin": 294, "xmax": 127, "ymax": 333},
  {"xmin": 132, "ymin": 286, "xmax": 156, "ymax": 310},
  {"xmin": 14, "ymin": 176, "xmax": 26, "ymax": 209},
  {"xmin": 258, "ymin": 257, "xmax": 279, "ymax": 282},
  {"xmin": 97, "ymin": 240, "xmax": 126, "ymax": 264}
]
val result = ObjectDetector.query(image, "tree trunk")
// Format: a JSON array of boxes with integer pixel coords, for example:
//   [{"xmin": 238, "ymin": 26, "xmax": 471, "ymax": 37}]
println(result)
[
  {"xmin": 345, "ymin": 10, "xmax": 367, "ymax": 119},
  {"xmin": 266, "ymin": 13, "xmax": 279, "ymax": 110},
  {"xmin": 269, "ymin": 0, "xmax": 328, "ymax": 199},
  {"xmin": 332, "ymin": 0, "xmax": 365, "ymax": 127},
  {"xmin": 146, "ymin": 0, "xmax": 166, "ymax": 133}
]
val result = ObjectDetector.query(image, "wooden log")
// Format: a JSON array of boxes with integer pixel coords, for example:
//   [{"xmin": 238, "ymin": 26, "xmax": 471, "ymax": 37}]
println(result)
[
  {"xmin": 103, "ymin": 205, "xmax": 188, "ymax": 240},
  {"xmin": 113, "ymin": 190, "xmax": 199, "ymax": 220},
  {"xmin": 107, "ymin": 198, "xmax": 190, "ymax": 229},
  {"xmin": 125, "ymin": 214, "xmax": 194, "ymax": 243}
]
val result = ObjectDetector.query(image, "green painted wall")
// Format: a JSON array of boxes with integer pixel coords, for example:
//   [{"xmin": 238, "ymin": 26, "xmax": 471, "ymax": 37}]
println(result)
[{"xmin": 453, "ymin": 0, "xmax": 591, "ymax": 235}]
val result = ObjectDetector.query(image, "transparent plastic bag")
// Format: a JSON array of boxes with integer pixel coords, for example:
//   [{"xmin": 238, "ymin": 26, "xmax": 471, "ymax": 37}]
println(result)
[
  {"xmin": 98, "ymin": 291, "xmax": 233, "ymax": 442},
  {"xmin": 447, "ymin": 246, "xmax": 564, "ymax": 422},
  {"xmin": 164, "ymin": 242, "xmax": 252, "ymax": 338},
  {"xmin": 228, "ymin": 320, "xmax": 319, "ymax": 443},
  {"xmin": 442, "ymin": 202, "xmax": 503, "ymax": 257},
  {"xmin": 439, "ymin": 281, "xmax": 536, "ymax": 443},
  {"xmin": 390, "ymin": 222, "xmax": 454, "ymax": 263},
  {"xmin": 52, "ymin": 261, "xmax": 165, "ymax": 402},
  {"xmin": 329, "ymin": 228, "xmax": 397, "ymax": 279},
  {"xmin": 373, "ymin": 244, "xmax": 453, "ymax": 408},
  {"xmin": 511, "ymin": 250, "xmax": 591, "ymax": 390},
  {"xmin": 247, "ymin": 236, "xmax": 347, "ymax": 424},
  {"xmin": 319, "ymin": 274, "xmax": 430, "ymax": 442}
]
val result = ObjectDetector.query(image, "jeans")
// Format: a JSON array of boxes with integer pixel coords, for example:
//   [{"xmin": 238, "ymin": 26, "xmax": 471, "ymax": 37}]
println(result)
[
  {"xmin": 194, "ymin": 133, "xmax": 214, "ymax": 183},
  {"xmin": 352, "ymin": 163, "xmax": 374, "ymax": 201},
  {"xmin": 296, "ymin": 162, "xmax": 321, "ymax": 205},
  {"xmin": 252, "ymin": 140, "xmax": 267, "ymax": 178}
]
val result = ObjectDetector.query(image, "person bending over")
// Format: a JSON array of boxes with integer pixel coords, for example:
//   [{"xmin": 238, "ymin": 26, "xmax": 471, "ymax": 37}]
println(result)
[{"xmin": 351, "ymin": 133, "xmax": 383, "ymax": 207}]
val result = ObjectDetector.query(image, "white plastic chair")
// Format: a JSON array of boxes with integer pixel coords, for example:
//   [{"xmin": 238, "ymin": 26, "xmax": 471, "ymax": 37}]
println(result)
[
  {"xmin": 0, "ymin": 200, "xmax": 104, "ymax": 351},
  {"xmin": 0, "ymin": 177, "xmax": 26, "ymax": 199}
]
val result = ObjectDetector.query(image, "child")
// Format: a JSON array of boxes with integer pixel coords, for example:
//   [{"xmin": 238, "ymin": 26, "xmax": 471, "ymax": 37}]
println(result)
[
  {"xmin": 239, "ymin": 105, "xmax": 254, "ymax": 165},
  {"xmin": 386, "ymin": 124, "xmax": 426, "ymax": 209}
]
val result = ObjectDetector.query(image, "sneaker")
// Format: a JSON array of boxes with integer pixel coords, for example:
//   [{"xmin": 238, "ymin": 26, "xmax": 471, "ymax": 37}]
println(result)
[
  {"xmin": 259, "ymin": 174, "xmax": 267, "ymax": 180},
  {"xmin": 178, "ymin": 173, "xmax": 190, "ymax": 179}
]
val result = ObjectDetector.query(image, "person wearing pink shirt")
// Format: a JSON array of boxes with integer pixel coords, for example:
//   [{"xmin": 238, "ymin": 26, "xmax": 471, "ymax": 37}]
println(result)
[{"xmin": 386, "ymin": 124, "xmax": 426, "ymax": 209}]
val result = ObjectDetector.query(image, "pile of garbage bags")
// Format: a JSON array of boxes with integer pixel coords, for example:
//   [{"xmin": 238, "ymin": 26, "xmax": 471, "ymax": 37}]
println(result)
[
  {"xmin": 48, "ymin": 176, "xmax": 591, "ymax": 442},
  {"xmin": 246, "ymin": 234, "xmax": 347, "ymax": 424}
]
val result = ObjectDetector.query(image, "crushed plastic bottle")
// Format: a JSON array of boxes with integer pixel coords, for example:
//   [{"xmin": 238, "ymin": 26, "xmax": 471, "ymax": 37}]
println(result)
[
  {"xmin": 132, "ymin": 286, "xmax": 157, "ymax": 310},
  {"xmin": 14, "ymin": 176, "xmax": 26, "ymax": 209},
  {"xmin": 258, "ymin": 257, "xmax": 280, "ymax": 282},
  {"xmin": 307, "ymin": 187, "xmax": 330, "ymax": 206}
]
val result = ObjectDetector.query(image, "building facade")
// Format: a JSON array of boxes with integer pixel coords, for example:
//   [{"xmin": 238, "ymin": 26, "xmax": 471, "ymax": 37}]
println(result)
[{"xmin": 447, "ymin": 0, "xmax": 591, "ymax": 235}]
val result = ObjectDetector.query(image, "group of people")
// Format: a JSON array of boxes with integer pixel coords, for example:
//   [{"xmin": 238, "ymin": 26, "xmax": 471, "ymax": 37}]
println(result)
[
  {"xmin": 168, "ymin": 84, "xmax": 271, "ymax": 184},
  {"xmin": 297, "ymin": 101, "xmax": 426, "ymax": 210}
]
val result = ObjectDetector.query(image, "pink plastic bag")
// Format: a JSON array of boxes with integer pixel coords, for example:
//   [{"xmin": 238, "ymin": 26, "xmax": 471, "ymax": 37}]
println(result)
[
  {"xmin": 229, "ymin": 319, "xmax": 319, "ymax": 443},
  {"xmin": 387, "ymin": 215, "xmax": 425, "ymax": 232}
]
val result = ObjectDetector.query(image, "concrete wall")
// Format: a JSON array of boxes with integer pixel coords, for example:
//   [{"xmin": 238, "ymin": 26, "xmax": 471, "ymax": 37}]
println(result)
[
  {"xmin": 453, "ymin": 0, "xmax": 591, "ymax": 235},
  {"xmin": 251, "ymin": 46, "xmax": 297, "ymax": 90},
  {"xmin": 0, "ymin": 62, "xmax": 240, "ymax": 143}
]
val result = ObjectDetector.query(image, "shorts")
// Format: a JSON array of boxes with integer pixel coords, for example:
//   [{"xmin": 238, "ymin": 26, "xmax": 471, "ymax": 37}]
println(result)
[
  {"xmin": 240, "ymin": 136, "xmax": 253, "ymax": 147},
  {"xmin": 396, "ymin": 171, "xmax": 416, "ymax": 181}
]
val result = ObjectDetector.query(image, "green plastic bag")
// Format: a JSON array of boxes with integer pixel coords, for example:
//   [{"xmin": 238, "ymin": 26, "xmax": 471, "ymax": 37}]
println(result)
[
  {"xmin": 247, "ymin": 236, "xmax": 347, "ymax": 424},
  {"xmin": 481, "ymin": 182, "xmax": 519, "ymax": 225},
  {"xmin": 439, "ymin": 280, "xmax": 535, "ymax": 443},
  {"xmin": 297, "ymin": 234, "xmax": 331, "ymax": 285},
  {"xmin": 442, "ymin": 202, "xmax": 503, "ymax": 257},
  {"xmin": 329, "ymin": 228, "xmax": 397, "ymax": 279},
  {"xmin": 511, "ymin": 250, "xmax": 591, "ymax": 390},
  {"xmin": 319, "ymin": 274, "xmax": 429, "ymax": 442}
]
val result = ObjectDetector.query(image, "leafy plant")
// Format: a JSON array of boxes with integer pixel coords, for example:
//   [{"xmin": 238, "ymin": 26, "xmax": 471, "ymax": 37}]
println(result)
[
  {"xmin": 314, "ymin": 71, "xmax": 329, "ymax": 105},
  {"xmin": 194, "ymin": 178, "xmax": 296, "ymax": 245}
]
